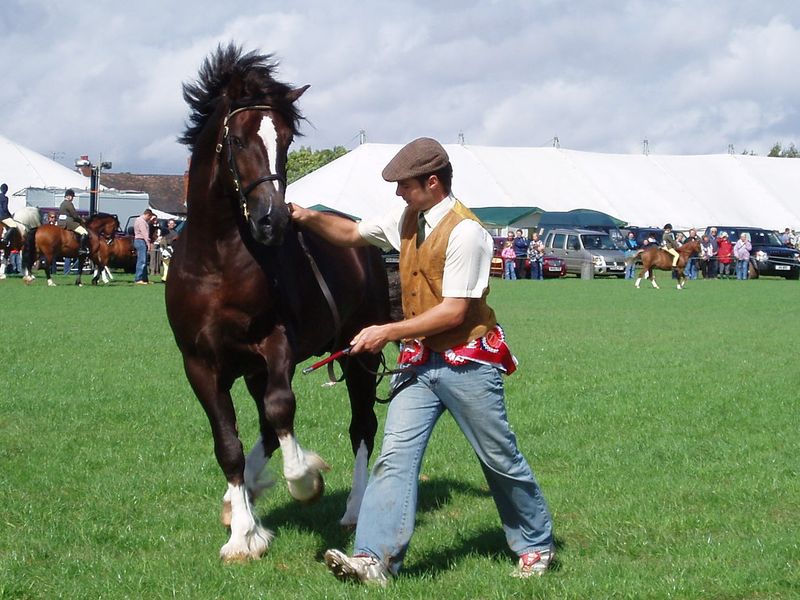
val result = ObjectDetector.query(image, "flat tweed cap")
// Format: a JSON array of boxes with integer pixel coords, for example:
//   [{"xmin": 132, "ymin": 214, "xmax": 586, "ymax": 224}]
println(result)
[{"xmin": 382, "ymin": 137, "xmax": 450, "ymax": 182}]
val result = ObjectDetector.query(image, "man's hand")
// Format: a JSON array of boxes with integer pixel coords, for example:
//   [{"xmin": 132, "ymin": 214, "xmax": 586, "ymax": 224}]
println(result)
[
  {"xmin": 350, "ymin": 324, "xmax": 393, "ymax": 355},
  {"xmin": 288, "ymin": 202, "xmax": 309, "ymax": 224}
]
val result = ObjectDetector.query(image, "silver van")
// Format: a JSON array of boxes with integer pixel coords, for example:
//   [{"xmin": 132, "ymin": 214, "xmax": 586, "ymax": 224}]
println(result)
[{"xmin": 543, "ymin": 228, "xmax": 627, "ymax": 277}]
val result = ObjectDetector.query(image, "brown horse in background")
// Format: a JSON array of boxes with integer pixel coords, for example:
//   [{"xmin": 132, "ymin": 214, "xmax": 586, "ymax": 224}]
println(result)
[
  {"xmin": 165, "ymin": 45, "xmax": 391, "ymax": 561},
  {"xmin": 90, "ymin": 235, "xmax": 137, "ymax": 284},
  {"xmin": 24, "ymin": 213, "xmax": 119, "ymax": 286},
  {"xmin": 633, "ymin": 238, "xmax": 701, "ymax": 289}
]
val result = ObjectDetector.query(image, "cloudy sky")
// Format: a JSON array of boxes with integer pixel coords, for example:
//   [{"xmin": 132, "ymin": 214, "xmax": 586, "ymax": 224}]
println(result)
[{"xmin": 2, "ymin": 1, "xmax": 800, "ymax": 174}]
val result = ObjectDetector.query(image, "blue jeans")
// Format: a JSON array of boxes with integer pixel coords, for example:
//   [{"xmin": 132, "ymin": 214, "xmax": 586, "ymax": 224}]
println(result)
[
  {"xmin": 503, "ymin": 260, "xmax": 516, "ymax": 280},
  {"xmin": 529, "ymin": 259, "xmax": 543, "ymax": 280},
  {"xmin": 736, "ymin": 259, "xmax": 749, "ymax": 280},
  {"xmin": 353, "ymin": 354, "xmax": 553, "ymax": 574},
  {"xmin": 685, "ymin": 257, "xmax": 697, "ymax": 279},
  {"xmin": 134, "ymin": 239, "xmax": 148, "ymax": 282}
]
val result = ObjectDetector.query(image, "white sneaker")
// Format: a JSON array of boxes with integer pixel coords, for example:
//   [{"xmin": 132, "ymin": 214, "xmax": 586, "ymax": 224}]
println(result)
[
  {"xmin": 324, "ymin": 549, "xmax": 390, "ymax": 587},
  {"xmin": 512, "ymin": 547, "xmax": 555, "ymax": 578}
]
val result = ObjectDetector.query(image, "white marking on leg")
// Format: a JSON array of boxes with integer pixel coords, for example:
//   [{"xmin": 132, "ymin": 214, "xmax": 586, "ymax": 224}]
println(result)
[
  {"xmin": 634, "ymin": 276, "xmax": 641, "ymax": 288},
  {"xmin": 279, "ymin": 433, "xmax": 330, "ymax": 503},
  {"xmin": 257, "ymin": 114, "xmax": 280, "ymax": 189},
  {"xmin": 219, "ymin": 482, "xmax": 273, "ymax": 562},
  {"xmin": 244, "ymin": 436, "xmax": 275, "ymax": 501},
  {"xmin": 340, "ymin": 440, "xmax": 369, "ymax": 527}
]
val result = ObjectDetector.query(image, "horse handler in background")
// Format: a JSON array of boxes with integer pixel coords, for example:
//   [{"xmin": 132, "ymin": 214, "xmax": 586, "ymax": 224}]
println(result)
[{"xmin": 290, "ymin": 137, "xmax": 554, "ymax": 586}]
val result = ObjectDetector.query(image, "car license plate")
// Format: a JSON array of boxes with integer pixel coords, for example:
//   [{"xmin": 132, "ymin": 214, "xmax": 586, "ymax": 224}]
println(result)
[
  {"xmin": 610, "ymin": 265, "xmax": 623, "ymax": 270},
  {"xmin": 548, "ymin": 266, "xmax": 562, "ymax": 271},
  {"xmin": 775, "ymin": 265, "xmax": 790, "ymax": 270}
]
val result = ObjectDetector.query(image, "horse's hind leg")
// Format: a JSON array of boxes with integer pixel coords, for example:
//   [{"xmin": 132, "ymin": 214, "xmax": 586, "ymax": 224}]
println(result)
[
  {"xmin": 183, "ymin": 357, "xmax": 272, "ymax": 561},
  {"xmin": 339, "ymin": 354, "xmax": 379, "ymax": 527}
]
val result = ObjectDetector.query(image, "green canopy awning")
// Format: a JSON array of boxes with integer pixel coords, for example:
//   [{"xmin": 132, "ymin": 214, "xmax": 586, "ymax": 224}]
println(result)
[{"xmin": 470, "ymin": 206, "xmax": 543, "ymax": 228}]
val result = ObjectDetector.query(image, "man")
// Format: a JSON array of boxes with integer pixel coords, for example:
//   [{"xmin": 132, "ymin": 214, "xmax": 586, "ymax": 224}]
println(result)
[
  {"xmin": 290, "ymin": 138, "xmax": 554, "ymax": 586},
  {"xmin": 733, "ymin": 232, "xmax": 752, "ymax": 280},
  {"xmin": 58, "ymin": 189, "xmax": 89, "ymax": 255},
  {"xmin": 707, "ymin": 227, "xmax": 719, "ymax": 278},
  {"xmin": 133, "ymin": 208, "xmax": 154, "ymax": 284},
  {"xmin": 661, "ymin": 223, "xmax": 680, "ymax": 267},
  {"xmin": 1, "ymin": 183, "xmax": 16, "ymax": 247},
  {"xmin": 623, "ymin": 230, "xmax": 639, "ymax": 279},
  {"xmin": 512, "ymin": 228, "xmax": 529, "ymax": 279}
]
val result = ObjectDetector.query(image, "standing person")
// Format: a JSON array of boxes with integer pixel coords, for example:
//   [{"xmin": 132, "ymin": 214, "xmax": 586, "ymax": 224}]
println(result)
[
  {"xmin": 717, "ymin": 232, "xmax": 734, "ymax": 278},
  {"xmin": 133, "ymin": 208, "xmax": 154, "ymax": 285},
  {"xmin": 661, "ymin": 224, "xmax": 680, "ymax": 268},
  {"xmin": 699, "ymin": 234, "xmax": 715, "ymax": 279},
  {"xmin": 623, "ymin": 231, "xmax": 639, "ymax": 279},
  {"xmin": 58, "ymin": 189, "xmax": 89, "ymax": 256},
  {"xmin": 512, "ymin": 228, "xmax": 529, "ymax": 279},
  {"xmin": 159, "ymin": 219, "xmax": 179, "ymax": 282},
  {"xmin": 683, "ymin": 228, "xmax": 699, "ymax": 279},
  {"xmin": 290, "ymin": 138, "xmax": 554, "ymax": 586},
  {"xmin": 707, "ymin": 227, "xmax": 719, "ymax": 278},
  {"xmin": 501, "ymin": 240, "xmax": 517, "ymax": 279},
  {"xmin": 527, "ymin": 232, "xmax": 545, "ymax": 280},
  {"xmin": 733, "ymin": 232, "xmax": 752, "ymax": 280}
]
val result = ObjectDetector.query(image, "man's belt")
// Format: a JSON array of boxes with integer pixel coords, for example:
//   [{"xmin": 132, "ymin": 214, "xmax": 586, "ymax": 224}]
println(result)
[{"xmin": 398, "ymin": 324, "xmax": 517, "ymax": 375}]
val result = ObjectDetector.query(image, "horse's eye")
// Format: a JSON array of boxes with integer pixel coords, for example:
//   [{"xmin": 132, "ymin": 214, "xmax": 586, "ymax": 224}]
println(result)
[{"xmin": 231, "ymin": 136, "xmax": 245, "ymax": 149}]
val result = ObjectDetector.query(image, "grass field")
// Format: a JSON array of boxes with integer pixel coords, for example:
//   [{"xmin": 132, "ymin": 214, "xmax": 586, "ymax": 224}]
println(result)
[{"xmin": 1, "ymin": 272, "xmax": 798, "ymax": 599}]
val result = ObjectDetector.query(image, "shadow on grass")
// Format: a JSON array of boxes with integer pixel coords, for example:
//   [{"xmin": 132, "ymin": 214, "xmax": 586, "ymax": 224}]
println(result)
[{"xmin": 258, "ymin": 476, "xmax": 562, "ymax": 579}]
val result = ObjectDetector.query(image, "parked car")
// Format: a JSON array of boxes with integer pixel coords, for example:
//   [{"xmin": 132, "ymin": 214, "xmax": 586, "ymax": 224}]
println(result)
[
  {"xmin": 621, "ymin": 226, "xmax": 663, "ymax": 248},
  {"xmin": 704, "ymin": 226, "xmax": 800, "ymax": 279},
  {"xmin": 490, "ymin": 236, "xmax": 566, "ymax": 278},
  {"xmin": 543, "ymin": 228, "xmax": 627, "ymax": 277}
]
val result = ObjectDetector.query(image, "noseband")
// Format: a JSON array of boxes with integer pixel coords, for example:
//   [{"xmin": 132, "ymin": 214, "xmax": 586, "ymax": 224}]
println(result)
[{"xmin": 215, "ymin": 105, "xmax": 286, "ymax": 219}]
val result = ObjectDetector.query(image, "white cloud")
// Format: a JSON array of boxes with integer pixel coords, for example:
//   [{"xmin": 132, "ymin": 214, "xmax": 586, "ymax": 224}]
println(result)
[{"xmin": 1, "ymin": 1, "xmax": 800, "ymax": 173}]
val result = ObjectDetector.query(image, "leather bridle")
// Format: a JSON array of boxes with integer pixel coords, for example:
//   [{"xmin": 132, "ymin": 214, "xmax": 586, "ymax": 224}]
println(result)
[{"xmin": 215, "ymin": 105, "xmax": 286, "ymax": 219}]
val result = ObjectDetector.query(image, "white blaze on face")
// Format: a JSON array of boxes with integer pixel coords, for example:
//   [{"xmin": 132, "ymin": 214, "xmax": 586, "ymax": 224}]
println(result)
[{"xmin": 257, "ymin": 113, "xmax": 280, "ymax": 187}]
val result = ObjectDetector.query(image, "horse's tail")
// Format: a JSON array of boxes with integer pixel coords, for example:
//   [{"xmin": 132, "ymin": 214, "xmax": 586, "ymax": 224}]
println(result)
[
  {"xmin": 23, "ymin": 227, "xmax": 38, "ymax": 271},
  {"xmin": 625, "ymin": 248, "xmax": 644, "ymax": 266}
]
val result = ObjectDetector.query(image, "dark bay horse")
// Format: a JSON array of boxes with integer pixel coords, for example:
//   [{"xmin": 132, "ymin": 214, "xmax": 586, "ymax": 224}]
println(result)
[
  {"xmin": 633, "ymin": 238, "xmax": 701, "ymax": 289},
  {"xmin": 23, "ymin": 213, "xmax": 119, "ymax": 286},
  {"xmin": 165, "ymin": 44, "xmax": 391, "ymax": 562}
]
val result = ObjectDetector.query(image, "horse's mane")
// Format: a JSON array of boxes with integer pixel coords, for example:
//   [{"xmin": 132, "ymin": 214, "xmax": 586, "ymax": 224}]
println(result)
[{"xmin": 178, "ymin": 43, "xmax": 303, "ymax": 149}]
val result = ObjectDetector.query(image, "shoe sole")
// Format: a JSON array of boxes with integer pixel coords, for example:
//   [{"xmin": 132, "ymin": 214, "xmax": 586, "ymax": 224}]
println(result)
[
  {"xmin": 323, "ymin": 550, "xmax": 388, "ymax": 587},
  {"xmin": 324, "ymin": 550, "xmax": 360, "ymax": 583}
]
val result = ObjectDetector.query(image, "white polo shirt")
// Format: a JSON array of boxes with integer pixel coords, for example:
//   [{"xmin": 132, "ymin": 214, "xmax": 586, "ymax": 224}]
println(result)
[{"xmin": 357, "ymin": 195, "xmax": 492, "ymax": 299}]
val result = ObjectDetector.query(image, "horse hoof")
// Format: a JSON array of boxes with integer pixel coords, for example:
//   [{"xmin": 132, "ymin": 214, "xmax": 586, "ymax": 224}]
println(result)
[{"xmin": 47, "ymin": 280, "xmax": 57, "ymax": 287}]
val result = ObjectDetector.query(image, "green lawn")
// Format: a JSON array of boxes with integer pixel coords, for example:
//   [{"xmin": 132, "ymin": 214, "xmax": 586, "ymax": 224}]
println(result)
[{"xmin": 1, "ymin": 273, "xmax": 798, "ymax": 599}]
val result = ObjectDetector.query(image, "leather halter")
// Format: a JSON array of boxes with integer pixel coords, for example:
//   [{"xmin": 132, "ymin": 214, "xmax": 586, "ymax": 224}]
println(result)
[{"xmin": 215, "ymin": 105, "xmax": 286, "ymax": 219}]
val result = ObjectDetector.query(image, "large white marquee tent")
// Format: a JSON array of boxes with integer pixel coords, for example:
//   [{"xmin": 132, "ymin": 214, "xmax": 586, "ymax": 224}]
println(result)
[
  {"xmin": 288, "ymin": 143, "xmax": 800, "ymax": 231},
  {"xmin": 0, "ymin": 133, "xmax": 89, "ymax": 212}
]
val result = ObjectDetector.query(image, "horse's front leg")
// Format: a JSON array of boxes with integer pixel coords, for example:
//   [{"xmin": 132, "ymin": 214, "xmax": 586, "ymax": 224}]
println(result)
[
  {"xmin": 634, "ymin": 267, "xmax": 646, "ymax": 288},
  {"xmin": 183, "ymin": 356, "xmax": 272, "ymax": 562},
  {"xmin": 261, "ymin": 338, "xmax": 330, "ymax": 504}
]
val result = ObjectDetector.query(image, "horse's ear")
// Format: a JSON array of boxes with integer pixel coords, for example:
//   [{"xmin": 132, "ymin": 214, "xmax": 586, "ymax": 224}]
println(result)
[{"xmin": 286, "ymin": 85, "xmax": 310, "ymax": 104}]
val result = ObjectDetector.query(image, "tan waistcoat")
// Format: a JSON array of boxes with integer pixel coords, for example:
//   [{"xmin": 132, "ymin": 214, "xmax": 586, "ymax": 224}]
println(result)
[{"xmin": 399, "ymin": 200, "xmax": 497, "ymax": 352}]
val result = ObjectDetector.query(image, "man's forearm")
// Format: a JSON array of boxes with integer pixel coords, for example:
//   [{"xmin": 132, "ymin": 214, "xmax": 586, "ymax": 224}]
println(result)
[{"xmin": 290, "ymin": 204, "xmax": 367, "ymax": 247}]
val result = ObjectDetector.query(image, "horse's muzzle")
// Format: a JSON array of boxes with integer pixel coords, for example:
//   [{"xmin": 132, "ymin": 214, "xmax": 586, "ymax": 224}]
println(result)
[{"xmin": 249, "ymin": 199, "xmax": 289, "ymax": 246}]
